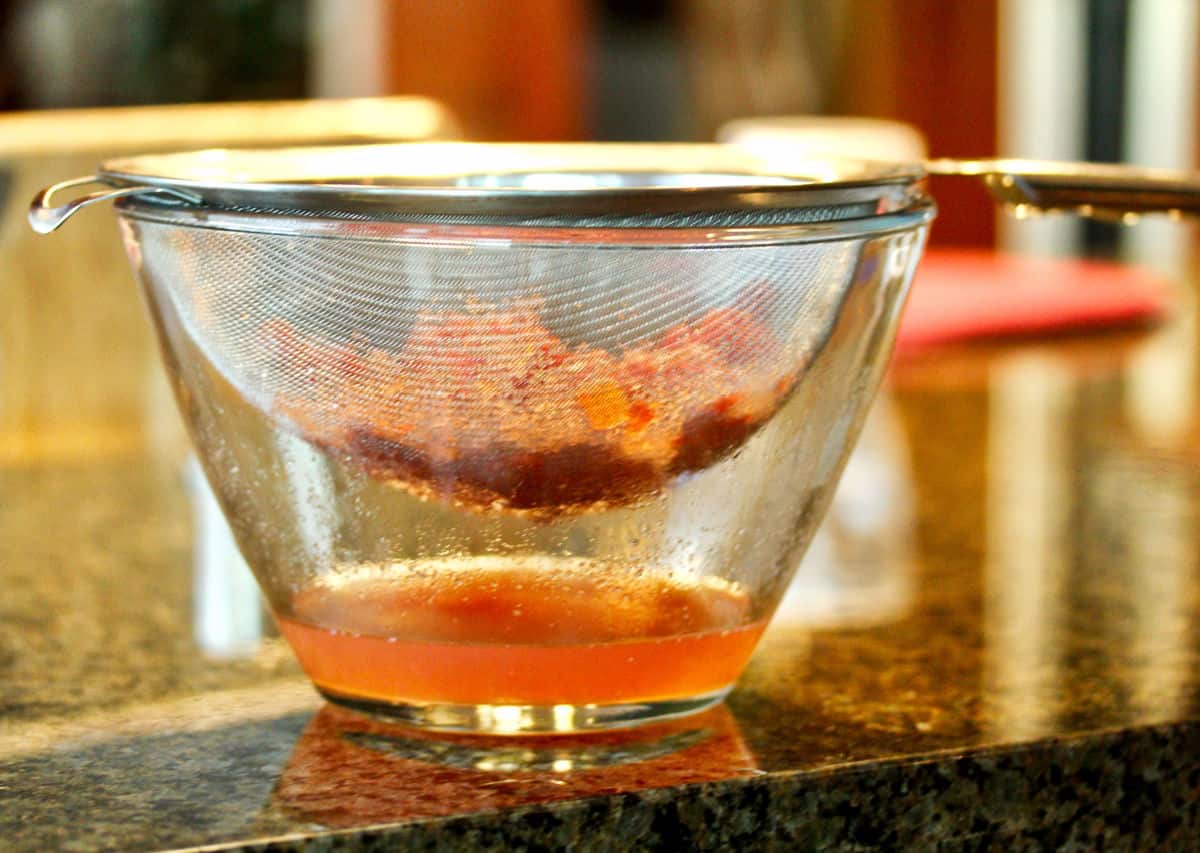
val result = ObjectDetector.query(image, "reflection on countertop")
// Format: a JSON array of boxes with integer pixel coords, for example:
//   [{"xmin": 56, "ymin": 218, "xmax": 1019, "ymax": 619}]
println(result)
[
  {"xmin": 5, "ymin": 219, "xmax": 1200, "ymax": 847},
  {"xmin": 261, "ymin": 704, "xmax": 757, "ymax": 831}
]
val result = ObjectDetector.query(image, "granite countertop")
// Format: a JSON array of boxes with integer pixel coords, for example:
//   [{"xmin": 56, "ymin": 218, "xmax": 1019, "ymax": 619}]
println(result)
[{"xmin": 3, "ymin": 231, "xmax": 1200, "ymax": 850}]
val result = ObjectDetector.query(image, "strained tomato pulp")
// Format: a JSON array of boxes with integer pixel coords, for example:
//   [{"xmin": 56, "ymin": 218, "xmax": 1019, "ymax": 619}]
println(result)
[
  {"xmin": 276, "ymin": 566, "xmax": 766, "ymax": 707},
  {"xmin": 261, "ymin": 300, "xmax": 799, "ymax": 516}
]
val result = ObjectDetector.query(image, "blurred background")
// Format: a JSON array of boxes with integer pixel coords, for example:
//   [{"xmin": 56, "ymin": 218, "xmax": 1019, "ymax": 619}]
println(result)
[{"xmin": 0, "ymin": 0, "xmax": 1194, "ymax": 252}]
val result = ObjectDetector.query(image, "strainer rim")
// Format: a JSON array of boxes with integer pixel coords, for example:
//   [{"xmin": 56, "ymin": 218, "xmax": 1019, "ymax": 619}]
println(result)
[{"xmin": 98, "ymin": 142, "xmax": 928, "ymax": 227}]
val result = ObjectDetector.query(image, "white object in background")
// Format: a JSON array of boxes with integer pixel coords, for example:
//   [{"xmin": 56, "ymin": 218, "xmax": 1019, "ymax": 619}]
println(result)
[
  {"xmin": 309, "ymin": 0, "xmax": 389, "ymax": 98},
  {"xmin": 997, "ymin": 0, "xmax": 1087, "ymax": 257},
  {"xmin": 188, "ymin": 458, "xmax": 264, "ymax": 658},
  {"xmin": 718, "ymin": 115, "xmax": 927, "ymax": 164},
  {"xmin": 1121, "ymin": 0, "xmax": 1198, "ymax": 276}
]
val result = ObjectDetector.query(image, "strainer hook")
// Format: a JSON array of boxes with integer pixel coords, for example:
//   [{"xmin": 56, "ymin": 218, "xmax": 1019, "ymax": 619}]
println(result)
[{"xmin": 29, "ymin": 175, "xmax": 201, "ymax": 234}]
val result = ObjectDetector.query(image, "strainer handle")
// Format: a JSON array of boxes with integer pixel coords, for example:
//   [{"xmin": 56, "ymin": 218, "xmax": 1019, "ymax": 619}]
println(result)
[
  {"xmin": 28, "ymin": 176, "xmax": 201, "ymax": 234},
  {"xmin": 927, "ymin": 158, "xmax": 1200, "ymax": 221}
]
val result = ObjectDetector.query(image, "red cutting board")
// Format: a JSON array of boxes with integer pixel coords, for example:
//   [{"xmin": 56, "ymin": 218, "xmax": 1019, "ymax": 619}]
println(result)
[{"xmin": 896, "ymin": 248, "xmax": 1173, "ymax": 354}]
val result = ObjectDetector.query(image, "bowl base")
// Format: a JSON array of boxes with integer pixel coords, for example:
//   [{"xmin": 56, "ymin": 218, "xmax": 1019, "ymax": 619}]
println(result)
[{"xmin": 316, "ymin": 687, "xmax": 730, "ymax": 735}]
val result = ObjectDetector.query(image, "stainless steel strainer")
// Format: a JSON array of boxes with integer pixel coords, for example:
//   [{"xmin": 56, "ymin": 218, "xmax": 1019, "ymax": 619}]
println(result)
[{"xmin": 32, "ymin": 144, "xmax": 935, "ymax": 515}]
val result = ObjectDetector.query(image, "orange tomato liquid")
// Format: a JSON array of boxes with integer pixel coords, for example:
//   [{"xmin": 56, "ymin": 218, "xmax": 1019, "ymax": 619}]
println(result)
[{"xmin": 277, "ymin": 566, "xmax": 765, "ymax": 707}]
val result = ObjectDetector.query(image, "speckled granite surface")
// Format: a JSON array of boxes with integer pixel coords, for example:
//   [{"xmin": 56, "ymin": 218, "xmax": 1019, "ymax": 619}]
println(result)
[{"xmin": 4, "ymin": 240, "xmax": 1200, "ymax": 851}]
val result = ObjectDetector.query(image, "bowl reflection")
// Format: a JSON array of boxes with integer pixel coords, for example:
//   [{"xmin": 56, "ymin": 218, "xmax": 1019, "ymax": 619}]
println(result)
[{"xmin": 261, "ymin": 703, "xmax": 757, "ymax": 829}]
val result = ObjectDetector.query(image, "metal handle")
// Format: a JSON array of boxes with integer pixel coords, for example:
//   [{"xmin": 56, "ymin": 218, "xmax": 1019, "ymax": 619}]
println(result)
[
  {"xmin": 28, "ymin": 175, "xmax": 201, "ymax": 234},
  {"xmin": 927, "ymin": 158, "xmax": 1200, "ymax": 222}
]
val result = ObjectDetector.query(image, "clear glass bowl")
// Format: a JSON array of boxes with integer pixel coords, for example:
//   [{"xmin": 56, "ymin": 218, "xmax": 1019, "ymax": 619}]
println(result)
[{"xmin": 116, "ymin": 194, "xmax": 930, "ymax": 733}]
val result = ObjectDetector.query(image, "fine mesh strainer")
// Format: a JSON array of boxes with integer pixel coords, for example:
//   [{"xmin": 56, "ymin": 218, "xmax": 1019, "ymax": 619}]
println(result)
[
  {"xmin": 35, "ymin": 144, "xmax": 933, "ymax": 517},
  {"xmin": 27, "ymin": 143, "xmax": 1200, "ymax": 732}
]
